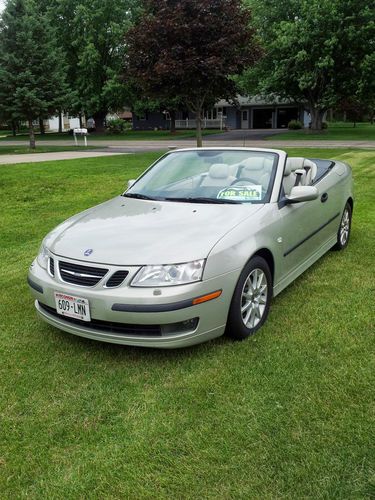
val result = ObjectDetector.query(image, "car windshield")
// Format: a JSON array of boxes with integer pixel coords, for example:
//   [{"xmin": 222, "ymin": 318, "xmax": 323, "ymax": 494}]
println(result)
[{"xmin": 125, "ymin": 150, "xmax": 279, "ymax": 204}]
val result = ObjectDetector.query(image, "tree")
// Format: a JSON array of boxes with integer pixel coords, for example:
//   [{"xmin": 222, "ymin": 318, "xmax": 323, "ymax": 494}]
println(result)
[
  {"xmin": 0, "ymin": 0, "xmax": 70, "ymax": 148},
  {"xmin": 241, "ymin": 0, "xmax": 375, "ymax": 130},
  {"xmin": 67, "ymin": 0, "xmax": 140, "ymax": 132},
  {"xmin": 37, "ymin": 0, "xmax": 140, "ymax": 133},
  {"xmin": 125, "ymin": 0, "xmax": 260, "ymax": 146}
]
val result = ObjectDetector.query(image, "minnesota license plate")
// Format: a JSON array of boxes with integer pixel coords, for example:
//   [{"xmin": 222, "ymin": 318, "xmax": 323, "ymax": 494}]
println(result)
[{"xmin": 54, "ymin": 292, "xmax": 91, "ymax": 322}]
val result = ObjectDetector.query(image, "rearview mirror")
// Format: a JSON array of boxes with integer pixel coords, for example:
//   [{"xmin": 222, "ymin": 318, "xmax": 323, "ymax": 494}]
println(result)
[
  {"xmin": 127, "ymin": 179, "xmax": 136, "ymax": 189},
  {"xmin": 286, "ymin": 186, "xmax": 319, "ymax": 203}
]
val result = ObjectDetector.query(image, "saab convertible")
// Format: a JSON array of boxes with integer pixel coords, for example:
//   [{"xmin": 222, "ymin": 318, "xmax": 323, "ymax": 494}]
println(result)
[{"xmin": 28, "ymin": 148, "xmax": 353, "ymax": 348}]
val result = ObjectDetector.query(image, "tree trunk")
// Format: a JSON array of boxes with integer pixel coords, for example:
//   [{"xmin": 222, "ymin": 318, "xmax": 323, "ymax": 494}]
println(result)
[
  {"xmin": 169, "ymin": 110, "xmax": 176, "ymax": 134},
  {"xmin": 79, "ymin": 113, "xmax": 83, "ymax": 128},
  {"xmin": 310, "ymin": 106, "xmax": 325, "ymax": 131},
  {"xmin": 11, "ymin": 120, "xmax": 16, "ymax": 137},
  {"xmin": 196, "ymin": 108, "xmax": 203, "ymax": 147},
  {"xmin": 39, "ymin": 118, "xmax": 45, "ymax": 135},
  {"xmin": 58, "ymin": 111, "xmax": 63, "ymax": 133},
  {"xmin": 93, "ymin": 111, "xmax": 107, "ymax": 133},
  {"xmin": 28, "ymin": 118, "xmax": 36, "ymax": 149}
]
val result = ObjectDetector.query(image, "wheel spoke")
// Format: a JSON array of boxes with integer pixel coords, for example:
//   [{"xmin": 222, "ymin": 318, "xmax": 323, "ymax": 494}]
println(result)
[
  {"xmin": 249, "ymin": 307, "xmax": 256, "ymax": 327},
  {"xmin": 244, "ymin": 305, "xmax": 252, "ymax": 325},
  {"xmin": 241, "ymin": 301, "xmax": 252, "ymax": 313}
]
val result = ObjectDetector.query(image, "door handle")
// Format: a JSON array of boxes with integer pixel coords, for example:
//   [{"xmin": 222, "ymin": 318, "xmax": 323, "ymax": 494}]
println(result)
[{"xmin": 321, "ymin": 192, "xmax": 328, "ymax": 203}]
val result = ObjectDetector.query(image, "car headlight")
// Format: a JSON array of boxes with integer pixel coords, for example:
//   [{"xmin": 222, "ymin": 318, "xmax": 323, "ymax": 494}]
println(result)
[
  {"xmin": 131, "ymin": 260, "xmax": 205, "ymax": 287},
  {"xmin": 37, "ymin": 244, "xmax": 49, "ymax": 269}
]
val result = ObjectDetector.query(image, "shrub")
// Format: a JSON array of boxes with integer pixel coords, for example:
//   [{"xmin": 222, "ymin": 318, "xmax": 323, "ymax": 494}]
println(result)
[
  {"xmin": 288, "ymin": 119, "xmax": 303, "ymax": 130},
  {"xmin": 322, "ymin": 121, "xmax": 328, "ymax": 129},
  {"xmin": 106, "ymin": 118, "xmax": 126, "ymax": 134}
]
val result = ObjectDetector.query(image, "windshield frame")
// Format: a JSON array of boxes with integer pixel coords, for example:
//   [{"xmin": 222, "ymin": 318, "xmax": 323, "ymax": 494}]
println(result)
[{"xmin": 123, "ymin": 148, "xmax": 282, "ymax": 205}]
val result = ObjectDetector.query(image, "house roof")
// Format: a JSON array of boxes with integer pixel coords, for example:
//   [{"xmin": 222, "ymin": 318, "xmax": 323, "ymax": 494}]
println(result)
[{"xmin": 215, "ymin": 95, "xmax": 300, "ymax": 107}]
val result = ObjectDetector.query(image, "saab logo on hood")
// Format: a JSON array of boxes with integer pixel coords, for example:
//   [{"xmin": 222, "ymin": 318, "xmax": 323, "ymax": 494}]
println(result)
[{"xmin": 84, "ymin": 249, "xmax": 93, "ymax": 256}]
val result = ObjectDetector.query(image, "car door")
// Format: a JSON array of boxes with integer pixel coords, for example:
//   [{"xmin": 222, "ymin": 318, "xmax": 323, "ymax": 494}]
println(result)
[{"xmin": 277, "ymin": 175, "xmax": 341, "ymax": 278}]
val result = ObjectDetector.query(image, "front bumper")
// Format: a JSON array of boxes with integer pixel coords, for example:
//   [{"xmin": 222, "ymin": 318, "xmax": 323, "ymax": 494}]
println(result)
[{"xmin": 28, "ymin": 256, "xmax": 240, "ymax": 348}]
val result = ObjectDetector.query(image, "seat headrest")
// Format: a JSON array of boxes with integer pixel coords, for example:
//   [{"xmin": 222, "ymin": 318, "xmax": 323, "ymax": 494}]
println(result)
[
  {"xmin": 286, "ymin": 157, "xmax": 305, "ymax": 171},
  {"xmin": 304, "ymin": 159, "xmax": 318, "ymax": 181},
  {"xmin": 240, "ymin": 156, "xmax": 267, "ymax": 171},
  {"xmin": 208, "ymin": 163, "xmax": 229, "ymax": 179}
]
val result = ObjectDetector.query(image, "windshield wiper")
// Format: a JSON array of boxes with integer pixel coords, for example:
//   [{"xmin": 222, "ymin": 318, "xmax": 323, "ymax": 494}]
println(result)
[
  {"xmin": 123, "ymin": 193, "xmax": 158, "ymax": 201},
  {"xmin": 163, "ymin": 196, "xmax": 241, "ymax": 204}
]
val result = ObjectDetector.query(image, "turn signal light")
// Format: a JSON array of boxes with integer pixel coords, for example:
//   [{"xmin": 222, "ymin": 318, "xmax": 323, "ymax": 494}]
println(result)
[{"xmin": 192, "ymin": 290, "xmax": 222, "ymax": 305}]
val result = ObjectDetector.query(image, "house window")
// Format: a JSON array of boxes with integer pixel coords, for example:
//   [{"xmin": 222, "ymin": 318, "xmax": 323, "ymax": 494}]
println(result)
[{"xmin": 205, "ymin": 109, "xmax": 217, "ymax": 120}]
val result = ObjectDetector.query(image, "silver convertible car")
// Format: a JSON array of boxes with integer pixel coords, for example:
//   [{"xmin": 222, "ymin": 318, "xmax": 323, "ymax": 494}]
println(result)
[{"xmin": 28, "ymin": 148, "xmax": 353, "ymax": 348}]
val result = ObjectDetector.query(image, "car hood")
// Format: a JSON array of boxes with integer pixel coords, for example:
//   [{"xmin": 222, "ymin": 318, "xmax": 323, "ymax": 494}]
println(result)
[{"xmin": 48, "ymin": 196, "xmax": 264, "ymax": 265}]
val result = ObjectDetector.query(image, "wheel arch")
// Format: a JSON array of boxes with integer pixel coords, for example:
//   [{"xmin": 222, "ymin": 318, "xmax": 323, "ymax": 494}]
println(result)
[
  {"xmin": 347, "ymin": 197, "xmax": 354, "ymax": 213},
  {"xmin": 251, "ymin": 248, "xmax": 275, "ymax": 285}
]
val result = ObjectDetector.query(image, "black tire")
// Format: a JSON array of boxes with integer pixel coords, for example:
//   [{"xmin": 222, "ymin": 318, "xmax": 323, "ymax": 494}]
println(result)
[
  {"xmin": 333, "ymin": 202, "xmax": 352, "ymax": 251},
  {"xmin": 226, "ymin": 256, "xmax": 272, "ymax": 341}
]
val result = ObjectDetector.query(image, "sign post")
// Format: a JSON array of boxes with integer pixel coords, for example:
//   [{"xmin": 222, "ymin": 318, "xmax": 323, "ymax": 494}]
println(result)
[{"xmin": 73, "ymin": 128, "xmax": 88, "ymax": 146}]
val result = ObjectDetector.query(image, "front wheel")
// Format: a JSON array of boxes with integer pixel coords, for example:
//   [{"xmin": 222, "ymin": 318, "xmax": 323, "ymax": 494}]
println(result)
[
  {"xmin": 333, "ymin": 202, "xmax": 352, "ymax": 250},
  {"xmin": 226, "ymin": 256, "xmax": 272, "ymax": 340}
]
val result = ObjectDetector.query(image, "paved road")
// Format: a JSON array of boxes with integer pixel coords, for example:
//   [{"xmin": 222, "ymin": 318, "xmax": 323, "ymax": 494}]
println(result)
[
  {"xmin": 0, "ymin": 150, "xmax": 127, "ymax": 165},
  {"xmin": 1, "ymin": 134, "xmax": 374, "ymax": 165}
]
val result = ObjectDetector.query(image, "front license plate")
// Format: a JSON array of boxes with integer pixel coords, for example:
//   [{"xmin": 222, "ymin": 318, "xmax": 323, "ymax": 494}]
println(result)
[{"xmin": 54, "ymin": 292, "xmax": 91, "ymax": 322}]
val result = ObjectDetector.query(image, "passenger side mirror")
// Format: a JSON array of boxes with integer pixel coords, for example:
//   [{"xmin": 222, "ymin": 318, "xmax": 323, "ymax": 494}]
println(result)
[
  {"xmin": 127, "ymin": 179, "xmax": 136, "ymax": 189},
  {"xmin": 286, "ymin": 186, "xmax": 319, "ymax": 203}
]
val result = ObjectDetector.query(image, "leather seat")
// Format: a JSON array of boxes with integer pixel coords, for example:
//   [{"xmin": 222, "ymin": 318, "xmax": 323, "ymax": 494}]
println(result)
[
  {"xmin": 200, "ymin": 163, "xmax": 237, "ymax": 187},
  {"xmin": 232, "ymin": 156, "xmax": 274, "ymax": 189},
  {"xmin": 285, "ymin": 157, "xmax": 318, "ymax": 187},
  {"xmin": 303, "ymin": 159, "xmax": 318, "ymax": 185}
]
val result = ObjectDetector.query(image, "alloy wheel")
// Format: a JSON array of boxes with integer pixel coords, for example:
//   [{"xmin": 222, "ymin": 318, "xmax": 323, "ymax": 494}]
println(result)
[
  {"xmin": 240, "ymin": 268, "xmax": 268, "ymax": 328},
  {"xmin": 340, "ymin": 208, "xmax": 350, "ymax": 246}
]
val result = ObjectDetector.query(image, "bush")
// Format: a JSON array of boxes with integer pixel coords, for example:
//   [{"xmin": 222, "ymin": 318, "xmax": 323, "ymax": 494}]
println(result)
[
  {"xmin": 288, "ymin": 120, "xmax": 303, "ymax": 130},
  {"xmin": 106, "ymin": 118, "xmax": 126, "ymax": 134},
  {"xmin": 322, "ymin": 121, "xmax": 328, "ymax": 129}
]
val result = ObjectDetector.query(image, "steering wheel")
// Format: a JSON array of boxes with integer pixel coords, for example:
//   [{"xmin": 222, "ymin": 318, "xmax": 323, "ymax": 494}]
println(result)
[{"xmin": 230, "ymin": 177, "xmax": 259, "ymax": 186}]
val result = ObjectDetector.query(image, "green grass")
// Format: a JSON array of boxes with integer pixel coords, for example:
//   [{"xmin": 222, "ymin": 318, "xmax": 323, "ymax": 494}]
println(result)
[
  {"xmin": 0, "ymin": 149, "xmax": 374, "ymax": 498},
  {"xmin": 0, "ymin": 129, "xmax": 223, "ymax": 141},
  {"xmin": 0, "ymin": 145, "xmax": 104, "ymax": 155},
  {"xmin": 272, "ymin": 122, "xmax": 375, "ymax": 141}
]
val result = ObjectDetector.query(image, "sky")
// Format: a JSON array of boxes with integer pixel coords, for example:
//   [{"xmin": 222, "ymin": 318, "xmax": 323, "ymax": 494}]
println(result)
[{"xmin": 0, "ymin": 0, "xmax": 5, "ymax": 13}]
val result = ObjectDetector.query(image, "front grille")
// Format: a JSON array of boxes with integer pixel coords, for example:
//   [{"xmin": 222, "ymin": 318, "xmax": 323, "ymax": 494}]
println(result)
[
  {"xmin": 38, "ymin": 302, "xmax": 162, "ymax": 336},
  {"xmin": 49, "ymin": 258, "xmax": 55, "ymax": 276},
  {"xmin": 105, "ymin": 270, "xmax": 129, "ymax": 288},
  {"xmin": 59, "ymin": 260, "xmax": 108, "ymax": 287}
]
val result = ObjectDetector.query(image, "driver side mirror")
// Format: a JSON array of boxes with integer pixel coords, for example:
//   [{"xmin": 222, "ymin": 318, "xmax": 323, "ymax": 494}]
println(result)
[
  {"xmin": 127, "ymin": 179, "xmax": 136, "ymax": 189},
  {"xmin": 286, "ymin": 185, "xmax": 319, "ymax": 203}
]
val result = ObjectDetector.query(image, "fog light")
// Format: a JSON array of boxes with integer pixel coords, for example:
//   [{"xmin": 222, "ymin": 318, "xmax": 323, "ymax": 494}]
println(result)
[{"xmin": 161, "ymin": 317, "xmax": 199, "ymax": 335}]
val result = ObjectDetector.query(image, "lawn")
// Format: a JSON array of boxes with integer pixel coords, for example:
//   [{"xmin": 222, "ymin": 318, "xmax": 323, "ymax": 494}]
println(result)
[
  {"xmin": 0, "ymin": 149, "xmax": 374, "ymax": 498},
  {"xmin": 272, "ymin": 122, "xmax": 375, "ymax": 141},
  {"xmin": 0, "ymin": 145, "xmax": 103, "ymax": 155},
  {"xmin": 0, "ymin": 129, "xmax": 223, "ymax": 141}
]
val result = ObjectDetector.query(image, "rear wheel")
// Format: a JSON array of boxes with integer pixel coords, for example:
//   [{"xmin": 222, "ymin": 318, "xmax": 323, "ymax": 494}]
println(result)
[
  {"xmin": 333, "ymin": 202, "xmax": 352, "ymax": 250},
  {"xmin": 226, "ymin": 256, "xmax": 272, "ymax": 340}
]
